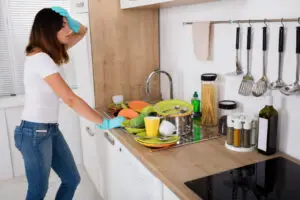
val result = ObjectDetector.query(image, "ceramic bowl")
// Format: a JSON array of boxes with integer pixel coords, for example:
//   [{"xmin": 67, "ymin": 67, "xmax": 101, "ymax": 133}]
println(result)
[
  {"xmin": 112, "ymin": 95, "xmax": 123, "ymax": 104},
  {"xmin": 159, "ymin": 120, "xmax": 176, "ymax": 136}
]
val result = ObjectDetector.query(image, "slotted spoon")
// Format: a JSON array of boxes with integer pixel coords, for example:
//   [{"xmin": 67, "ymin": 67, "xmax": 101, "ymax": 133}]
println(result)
[
  {"xmin": 280, "ymin": 26, "xmax": 300, "ymax": 95},
  {"xmin": 239, "ymin": 26, "xmax": 254, "ymax": 96},
  {"xmin": 252, "ymin": 26, "xmax": 268, "ymax": 97},
  {"xmin": 269, "ymin": 26, "xmax": 286, "ymax": 89}
]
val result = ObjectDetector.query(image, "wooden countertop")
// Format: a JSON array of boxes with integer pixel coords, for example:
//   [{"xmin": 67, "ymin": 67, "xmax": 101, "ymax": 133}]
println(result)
[{"xmin": 96, "ymin": 108, "xmax": 296, "ymax": 200}]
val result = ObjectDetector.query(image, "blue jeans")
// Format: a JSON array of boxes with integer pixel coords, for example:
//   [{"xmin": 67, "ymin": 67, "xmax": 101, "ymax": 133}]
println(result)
[{"xmin": 14, "ymin": 120, "xmax": 81, "ymax": 200}]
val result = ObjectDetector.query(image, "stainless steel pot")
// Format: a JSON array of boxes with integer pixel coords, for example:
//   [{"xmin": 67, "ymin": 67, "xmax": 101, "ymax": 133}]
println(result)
[{"xmin": 159, "ymin": 112, "xmax": 193, "ymax": 136}]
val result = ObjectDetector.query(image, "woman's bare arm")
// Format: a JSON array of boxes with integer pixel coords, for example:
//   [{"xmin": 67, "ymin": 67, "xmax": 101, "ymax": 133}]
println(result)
[
  {"xmin": 67, "ymin": 24, "xmax": 87, "ymax": 49},
  {"xmin": 44, "ymin": 72, "xmax": 103, "ymax": 124}
]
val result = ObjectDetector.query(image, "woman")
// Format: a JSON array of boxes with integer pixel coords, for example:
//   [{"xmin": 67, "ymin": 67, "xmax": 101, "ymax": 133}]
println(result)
[{"xmin": 14, "ymin": 7, "xmax": 125, "ymax": 200}]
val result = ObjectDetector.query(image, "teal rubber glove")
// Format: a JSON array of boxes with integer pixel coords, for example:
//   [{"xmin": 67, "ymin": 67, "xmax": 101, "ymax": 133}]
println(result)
[
  {"xmin": 97, "ymin": 116, "xmax": 126, "ymax": 130},
  {"xmin": 51, "ymin": 6, "xmax": 80, "ymax": 33}
]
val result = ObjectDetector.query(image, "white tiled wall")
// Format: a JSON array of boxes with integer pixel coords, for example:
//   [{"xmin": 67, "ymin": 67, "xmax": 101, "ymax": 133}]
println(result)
[{"xmin": 160, "ymin": 0, "xmax": 300, "ymax": 159}]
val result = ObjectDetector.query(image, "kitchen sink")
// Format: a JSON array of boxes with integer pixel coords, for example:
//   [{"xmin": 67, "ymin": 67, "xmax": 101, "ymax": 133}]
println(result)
[{"xmin": 103, "ymin": 109, "xmax": 221, "ymax": 152}]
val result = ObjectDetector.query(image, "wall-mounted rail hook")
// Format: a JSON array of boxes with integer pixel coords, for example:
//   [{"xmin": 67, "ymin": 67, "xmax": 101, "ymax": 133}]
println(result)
[
  {"xmin": 264, "ymin": 19, "xmax": 268, "ymax": 27},
  {"xmin": 281, "ymin": 18, "xmax": 285, "ymax": 27}
]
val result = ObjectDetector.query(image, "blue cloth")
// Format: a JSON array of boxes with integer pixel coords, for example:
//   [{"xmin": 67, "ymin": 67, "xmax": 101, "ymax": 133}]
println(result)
[
  {"xmin": 97, "ymin": 116, "xmax": 126, "ymax": 130},
  {"xmin": 14, "ymin": 121, "xmax": 80, "ymax": 200},
  {"xmin": 51, "ymin": 6, "xmax": 80, "ymax": 33}
]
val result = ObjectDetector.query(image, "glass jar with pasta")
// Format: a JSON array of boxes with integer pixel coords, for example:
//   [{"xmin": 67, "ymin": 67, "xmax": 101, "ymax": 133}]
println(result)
[{"xmin": 201, "ymin": 73, "xmax": 218, "ymax": 127}]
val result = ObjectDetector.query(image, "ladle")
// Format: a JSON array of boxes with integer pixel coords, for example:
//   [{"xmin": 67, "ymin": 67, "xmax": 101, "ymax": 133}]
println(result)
[{"xmin": 280, "ymin": 26, "xmax": 300, "ymax": 95}]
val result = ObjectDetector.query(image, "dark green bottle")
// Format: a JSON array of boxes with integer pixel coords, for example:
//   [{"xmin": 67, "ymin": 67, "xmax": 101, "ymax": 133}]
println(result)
[{"xmin": 257, "ymin": 96, "xmax": 278, "ymax": 155}]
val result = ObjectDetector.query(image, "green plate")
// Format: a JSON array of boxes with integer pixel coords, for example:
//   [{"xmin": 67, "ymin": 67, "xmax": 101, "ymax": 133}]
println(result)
[
  {"xmin": 135, "ymin": 134, "xmax": 179, "ymax": 145},
  {"xmin": 124, "ymin": 127, "xmax": 145, "ymax": 134},
  {"xmin": 153, "ymin": 99, "xmax": 193, "ymax": 116}
]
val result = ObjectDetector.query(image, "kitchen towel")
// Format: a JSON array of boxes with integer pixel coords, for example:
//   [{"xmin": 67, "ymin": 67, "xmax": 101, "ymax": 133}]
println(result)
[{"xmin": 192, "ymin": 21, "xmax": 214, "ymax": 61}]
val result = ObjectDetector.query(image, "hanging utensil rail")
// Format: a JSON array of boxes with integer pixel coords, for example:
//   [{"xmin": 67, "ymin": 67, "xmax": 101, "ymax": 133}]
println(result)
[{"xmin": 183, "ymin": 17, "xmax": 300, "ymax": 25}]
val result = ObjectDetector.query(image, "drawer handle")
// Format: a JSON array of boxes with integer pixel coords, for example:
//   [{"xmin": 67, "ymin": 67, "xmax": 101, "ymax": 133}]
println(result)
[
  {"xmin": 104, "ymin": 132, "xmax": 115, "ymax": 146},
  {"xmin": 86, "ymin": 127, "xmax": 95, "ymax": 136}
]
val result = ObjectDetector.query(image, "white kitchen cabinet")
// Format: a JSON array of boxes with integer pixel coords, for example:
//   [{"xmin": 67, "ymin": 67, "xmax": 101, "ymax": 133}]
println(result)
[
  {"xmin": 120, "ymin": 0, "xmax": 218, "ymax": 9},
  {"xmin": 94, "ymin": 128, "xmax": 106, "ymax": 197},
  {"xmin": 69, "ymin": 8, "xmax": 94, "ymax": 108},
  {"xmin": 69, "ymin": 9, "xmax": 103, "ymax": 196},
  {"xmin": 119, "ymin": 142, "xmax": 163, "ymax": 200},
  {"xmin": 5, "ymin": 106, "xmax": 25, "ymax": 177},
  {"xmin": 101, "ymin": 131, "xmax": 122, "ymax": 200},
  {"xmin": 58, "ymin": 102, "xmax": 82, "ymax": 165},
  {"xmin": 0, "ymin": 109, "xmax": 13, "ymax": 180},
  {"xmin": 163, "ymin": 184, "xmax": 180, "ymax": 200},
  {"xmin": 101, "ymin": 130, "xmax": 163, "ymax": 200},
  {"xmin": 120, "ymin": 0, "xmax": 170, "ymax": 9},
  {"xmin": 70, "ymin": 1, "xmax": 103, "ymax": 196},
  {"xmin": 71, "ymin": 0, "xmax": 89, "ymax": 13},
  {"xmin": 79, "ymin": 117, "xmax": 102, "ymax": 197}
]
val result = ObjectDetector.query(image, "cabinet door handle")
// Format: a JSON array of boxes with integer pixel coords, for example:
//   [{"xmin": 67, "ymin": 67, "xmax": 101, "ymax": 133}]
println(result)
[
  {"xmin": 104, "ymin": 132, "xmax": 115, "ymax": 146},
  {"xmin": 86, "ymin": 126, "xmax": 95, "ymax": 136}
]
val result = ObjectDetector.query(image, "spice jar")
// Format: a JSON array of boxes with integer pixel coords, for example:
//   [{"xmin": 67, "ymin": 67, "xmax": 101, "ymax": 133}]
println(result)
[
  {"xmin": 243, "ymin": 120, "xmax": 251, "ymax": 148},
  {"xmin": 233, "ymin": 119, "xmax": 242, "ymax": 147},
  {"xmin": 201, "ymin": 73, "xmax": 218, "ymax": 127},
  {"xmin": 226, "ymin": 115, "xmax": 234, "ymax": 145},
  {"xmin": 218, "ymin": 100, "xmax": 237, "ymax": 135},
  {"xmin": 251, "ymin": 115, "xmax": 258, "ymax": 146}
]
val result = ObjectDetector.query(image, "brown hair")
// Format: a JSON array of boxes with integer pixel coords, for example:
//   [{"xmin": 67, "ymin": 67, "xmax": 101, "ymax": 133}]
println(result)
[{"xmin": 26, "ymin": 8, "xmax": 69, "ymax": 65}]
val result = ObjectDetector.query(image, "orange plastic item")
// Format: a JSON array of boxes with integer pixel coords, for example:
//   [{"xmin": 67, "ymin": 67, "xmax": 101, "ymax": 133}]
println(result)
[
  {"xmin": 128, "ymin": 100, "xmax": 150, "ymax": 112},
  {"xmin": 118, "ymin": 108, "xmax": 139, "ymax": 119}
]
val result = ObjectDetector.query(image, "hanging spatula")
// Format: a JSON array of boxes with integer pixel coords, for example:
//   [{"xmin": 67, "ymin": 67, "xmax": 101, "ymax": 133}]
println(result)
[
  {"xmin": 252, "ymin": 26, "xmax": 268, "ymax": 97},
  {"xmin": 238, "ymin": 26, "xmax": 254, "ymax": 96}
]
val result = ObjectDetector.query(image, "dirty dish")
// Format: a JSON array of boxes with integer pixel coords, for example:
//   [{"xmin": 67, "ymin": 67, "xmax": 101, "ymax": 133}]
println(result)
[
  {"xmin": 134, "ymin": 133, "xmax": 179, "ymax": 148},
  {"xmin": 128, "ymin": 100, "xmax": 150, "ymax": 112},
  {"xmin": 136, "ymin": 141, "xmax": 177, "ymax": 148},
  {"xmin": 144, "ymin": 116, "xmax": 160, "ymax": 137},
  {"xmin": 153, "ymin": 100, "xmax": 193, "ymax": 116},
  {"xmin": 159, "ymin": 120, "xmax": 176, "ymax": 136},
  {"xmin": 124, "ymin": 127, "xmax": 145, "ymax": 134},
  {"xmin": 112, "ymin": 95, "xmax": 123, "ymax": 104},
  {"xmin": 118, "ymin": 108, "xmax": 139, "ymax": 119}
]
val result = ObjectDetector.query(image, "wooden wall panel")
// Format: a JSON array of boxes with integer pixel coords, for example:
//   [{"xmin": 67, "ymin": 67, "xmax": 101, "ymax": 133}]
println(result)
[{"xmin": 88, "ymin": 0, "xmax": 160, "ymax": 108}]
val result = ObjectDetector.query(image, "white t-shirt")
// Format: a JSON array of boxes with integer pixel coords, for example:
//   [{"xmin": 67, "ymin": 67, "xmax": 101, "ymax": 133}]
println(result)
[{"xmin": 22, "ymin": 52, "xmax": 61, "ymax": 123}]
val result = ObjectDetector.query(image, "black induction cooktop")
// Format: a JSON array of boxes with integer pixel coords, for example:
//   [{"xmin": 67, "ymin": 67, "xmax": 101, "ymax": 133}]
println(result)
[{"xmin": 184, "ymin": 157, "xmax": 300, "ymax": 200}]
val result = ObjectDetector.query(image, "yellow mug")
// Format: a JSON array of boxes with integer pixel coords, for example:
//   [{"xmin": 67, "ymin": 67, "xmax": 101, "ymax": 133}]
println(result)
[{"xmin": 144, "ymin": 116, "xmax": 160, "ymax": 137}]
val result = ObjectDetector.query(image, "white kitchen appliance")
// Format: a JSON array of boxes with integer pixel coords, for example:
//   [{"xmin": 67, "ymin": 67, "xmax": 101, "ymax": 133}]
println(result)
[{"xmin": 70, "ymin": 0, "xmax": 104, "ymax": 197}]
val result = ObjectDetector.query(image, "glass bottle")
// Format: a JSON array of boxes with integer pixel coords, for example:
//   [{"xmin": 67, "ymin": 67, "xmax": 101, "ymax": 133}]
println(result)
[
  {"xmin": 257, "ymin": 96, "xmax": 278, "ymax": 155},
  {"xmin": 226, "ymin": 115, "xmax": 234, "ymax": 145},
  {"xmin": 251, "ymin": 115, "xmax": 258, "ymax": 146},
  {"xmin": 233, "ymin": 119, "xmax": 241, "ymax": 147},
  {"xmin": 243, "ymin": 120, "xmax": 251, "ymax": 148},
  {"xmin": 201, "ymin": 73, "xmax": 218, "ymax": 127},
  {"xmin": 191, "ymin": 91, "xmax": 200, "ymax": 112}
]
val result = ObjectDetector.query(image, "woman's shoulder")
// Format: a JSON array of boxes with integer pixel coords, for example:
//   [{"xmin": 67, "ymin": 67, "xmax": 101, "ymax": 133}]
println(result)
[
  {"xmin": 27, "ymin": 52, "xmax": 50, "ymax": 59},
  {"xmin": 26, "ymin": 52, "xmax": 56, "ymax": 64}
]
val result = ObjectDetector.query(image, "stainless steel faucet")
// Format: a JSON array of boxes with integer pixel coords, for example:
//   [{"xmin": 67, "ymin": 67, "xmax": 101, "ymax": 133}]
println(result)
[{"xmin": 146, "ymin": 69, "xmax": 173, "ymax": 99}]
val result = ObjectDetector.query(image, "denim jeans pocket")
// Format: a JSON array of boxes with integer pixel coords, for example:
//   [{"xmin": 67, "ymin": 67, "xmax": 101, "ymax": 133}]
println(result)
[
  {"xmin": 14, "ymin": 126, "xmax": 23, "ymax": 150},
  {"xmin": 33, "ymin": 128, "xmax": 51, "ymax": 147}
]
